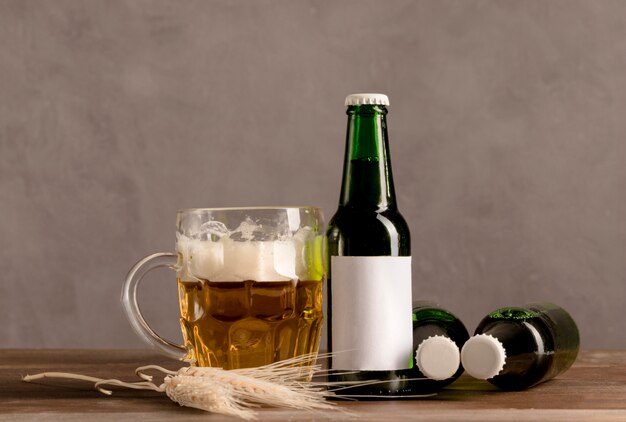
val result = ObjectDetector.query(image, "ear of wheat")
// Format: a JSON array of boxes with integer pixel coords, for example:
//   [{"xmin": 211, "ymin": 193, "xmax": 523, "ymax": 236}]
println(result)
[{"xmin": 23, "ymin": 352, "xmax": 432, "ymax": 419}]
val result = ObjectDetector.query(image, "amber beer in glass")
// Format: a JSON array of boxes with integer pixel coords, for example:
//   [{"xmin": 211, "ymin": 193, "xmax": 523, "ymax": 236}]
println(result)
[{"xmin": 122, "ymin": 207, "xmax": 325, "ymax": 369}]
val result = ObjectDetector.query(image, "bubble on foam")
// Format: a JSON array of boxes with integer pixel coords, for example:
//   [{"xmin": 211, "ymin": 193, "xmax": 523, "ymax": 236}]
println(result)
[
  {"xmin": 273, "ymin": 241, "xmax": 297, "ymax": 280},
  {"xmin": 292, "ymin": 226, "xmax": 312, "ymax": 242},
  {"xmin": 229, "ymin": 217, "xmax": 292, "ymax": 241},
  {"xmin": 286, "ymin": 207, "xmax": 302, "ymax": 233},
  {"xmin": 231, "ymin": 217, "xmax": 260, "ymax": 241},
  {"xmin": 213, "ymin": 240, "xmax": 293, "ymax": 282},
  {"xmin": 176, "ymin": 235, "xmax": 225, "ymax": 281},
  {"xmin": 189, "ymin": 241, "xmax": 224, "ymax": 280},
  {"xmin": 199, "ymin": 220, "xmax": 230, "ymax": 239}
]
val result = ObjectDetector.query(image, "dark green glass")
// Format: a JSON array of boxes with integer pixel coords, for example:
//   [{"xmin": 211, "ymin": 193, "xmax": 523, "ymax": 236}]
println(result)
[
  {"xmin": 401, "ymin": 301, "xmax": 469, "ymax": 393},
  {"xmin": 472, "ymin": 303, "xmax": 580, "ymax": 390},
  {"xmin": 326, "ymin": 103, "xmax": 411, "ymax": 397}
]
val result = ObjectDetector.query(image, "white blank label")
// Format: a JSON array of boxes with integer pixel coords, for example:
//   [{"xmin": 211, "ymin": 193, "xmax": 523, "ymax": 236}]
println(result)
[{"xmin": 331, "ymin": 256, "xmax": 413, "ymax": 370}]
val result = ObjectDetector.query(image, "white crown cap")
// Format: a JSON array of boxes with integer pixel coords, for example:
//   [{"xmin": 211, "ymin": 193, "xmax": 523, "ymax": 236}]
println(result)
[
  {"xmin": 414, "ymin": 335, "xmax": 461, "ymax": 380},
  {"xmin": 461, "ymin": 334, "xmax": 507, "ymax": 380},
  {"xmin": 345, "ymin": 93, "xmax": 390, "ymax": 106}
]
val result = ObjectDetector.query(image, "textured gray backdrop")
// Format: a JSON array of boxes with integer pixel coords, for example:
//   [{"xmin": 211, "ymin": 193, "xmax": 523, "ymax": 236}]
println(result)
[{"xmin": 1, "ymin": 0, "xmax": 625, "ymax": 350}]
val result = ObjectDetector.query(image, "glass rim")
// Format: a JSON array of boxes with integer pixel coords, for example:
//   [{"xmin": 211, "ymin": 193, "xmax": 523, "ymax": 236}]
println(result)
[{"xmin": 176, "ymin": 206, "xmax": 322, "ymax": 214}]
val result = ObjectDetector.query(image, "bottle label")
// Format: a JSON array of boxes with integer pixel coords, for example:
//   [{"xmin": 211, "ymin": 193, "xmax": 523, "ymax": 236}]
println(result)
[{"xmin": 330, "ymin": 256, "xmax": 413, "ymax": 370}]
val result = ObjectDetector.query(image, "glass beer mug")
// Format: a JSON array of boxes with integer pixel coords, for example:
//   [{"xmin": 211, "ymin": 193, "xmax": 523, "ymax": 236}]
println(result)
[{"xmin": 122, "ymin": 207, "xmax": 325, "ymax": 369}]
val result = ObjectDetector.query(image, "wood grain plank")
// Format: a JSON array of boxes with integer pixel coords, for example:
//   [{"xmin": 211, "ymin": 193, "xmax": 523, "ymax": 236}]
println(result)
[{"xmin": 1, "ymin": 350, "xmax": 625, "ymax": 421}]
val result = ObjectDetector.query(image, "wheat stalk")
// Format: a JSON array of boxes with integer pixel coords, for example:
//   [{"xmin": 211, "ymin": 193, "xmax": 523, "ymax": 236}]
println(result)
[
  {"xmin": 23, "ymin": 352, "xmax": 432, "ymax": 419},
  {"xmin": 22, "ymin": 353, "xmax": 333, "ymax": 419}
]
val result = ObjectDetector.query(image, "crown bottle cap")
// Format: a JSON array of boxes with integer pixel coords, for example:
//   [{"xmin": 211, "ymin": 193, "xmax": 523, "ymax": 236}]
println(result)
[
  {"xmin": 461, "ymin": 334, "xmax": 507, "ymax": 380},
  {"xmin": 414, "ymin": 335, "xmax": 461, "ymax": 380},
  {"xmin": 344, "ymin": 93, "xmax": 390, "ymax": 106}
]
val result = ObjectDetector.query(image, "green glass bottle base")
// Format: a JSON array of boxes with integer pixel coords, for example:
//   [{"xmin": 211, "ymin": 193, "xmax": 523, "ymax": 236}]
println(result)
[{"xmin": 328, "ymin": 370, "xmax": 420, "ymax": 399}]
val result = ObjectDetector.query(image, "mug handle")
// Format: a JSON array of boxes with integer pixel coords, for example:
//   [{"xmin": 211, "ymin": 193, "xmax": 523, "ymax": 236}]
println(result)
[{"xmin": 121, "ymin": 252, "xmax": 188, "ymax": 360}]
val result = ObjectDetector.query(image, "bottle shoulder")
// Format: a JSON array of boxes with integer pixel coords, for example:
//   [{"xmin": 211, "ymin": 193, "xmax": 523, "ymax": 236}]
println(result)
[
  {"xmin": 477, "ymin": 304, "xmax": 579, "ymax": 354},
  {"xmin": 326, "ymin": 206, "xmax": 410, "ymax": 256},
  {"xmin": 326, "ymin": 207, "xmax": 411, "ymax": 252},
  {"xmin": 327, "ymin": 206, "xmax": 410, "ymax": 233}
]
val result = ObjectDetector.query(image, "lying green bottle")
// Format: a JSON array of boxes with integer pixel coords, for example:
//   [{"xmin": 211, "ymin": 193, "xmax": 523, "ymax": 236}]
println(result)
[
  {"xmin": 461, "ymin": 303, "xmax": 580, "ymax": 390},
  {"xmin": 402, "ymin": 302, "xmax": 469, "ymax": 393}
]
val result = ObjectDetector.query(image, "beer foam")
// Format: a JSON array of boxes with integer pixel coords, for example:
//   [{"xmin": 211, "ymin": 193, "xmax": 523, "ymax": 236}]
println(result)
[
  {"xmin": 177, "ymin": 236, "xmax": 297, "ymax": 282},
  {"xmin": 177, "ymin": 238, "xmax": 224, "ymax": 280}
]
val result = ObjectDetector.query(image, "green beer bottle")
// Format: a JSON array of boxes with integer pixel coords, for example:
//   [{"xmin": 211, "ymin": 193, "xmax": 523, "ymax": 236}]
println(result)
[
  {"xmin": 326, "ymin": 93, "xmax": 413, "ymax": 397},
  {"xmin": 461, "ymin": 303, "xmax": 580, "ymax": 390},
  {"xmin": 405, "ymin": 301, "xmax": 470, "ymax": 393}
]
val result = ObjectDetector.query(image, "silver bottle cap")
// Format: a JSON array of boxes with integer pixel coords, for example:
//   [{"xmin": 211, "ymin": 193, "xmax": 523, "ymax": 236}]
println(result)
[
  {"xmin": 461, "ymin": 334, "xmax": 507, "ymax": 380},
  {"xmin": 414, "ymin": 335, "xmax": 461, "ymax": 380},
  {"xmin": 344, "ymin": 93, "xmax": 390, "ymax": 106}
]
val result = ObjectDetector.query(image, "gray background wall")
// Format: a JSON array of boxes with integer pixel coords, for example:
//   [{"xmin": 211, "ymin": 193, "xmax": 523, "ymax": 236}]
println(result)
[{"xmin": 1, "ymin": 0, "xmax": 624, "ymax": 350}]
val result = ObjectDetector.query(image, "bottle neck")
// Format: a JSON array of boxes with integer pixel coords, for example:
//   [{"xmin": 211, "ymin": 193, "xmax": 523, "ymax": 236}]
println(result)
[
  {"xmin": 413, "ymin": 322, "xmax": 450, "ymax": 345},
  {"xmin": 339, "ymin": 105, "xmax": 397, "ymax": 210}
]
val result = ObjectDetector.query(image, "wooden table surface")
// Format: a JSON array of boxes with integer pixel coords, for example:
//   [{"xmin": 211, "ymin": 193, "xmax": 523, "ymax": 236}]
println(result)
[{"xmin": 1, "ymin": 349, "xmax": 625, "ymax": 421}]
